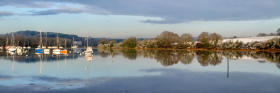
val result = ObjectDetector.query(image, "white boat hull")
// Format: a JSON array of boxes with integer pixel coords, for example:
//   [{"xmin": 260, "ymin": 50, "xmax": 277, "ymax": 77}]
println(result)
[
  {"xmin": 71, "ymin": 46, "xmax": 78, "ymax": 48},
  {"xmin": 44, "ymin": 49, "xmax": 50, "ymax": 52}
]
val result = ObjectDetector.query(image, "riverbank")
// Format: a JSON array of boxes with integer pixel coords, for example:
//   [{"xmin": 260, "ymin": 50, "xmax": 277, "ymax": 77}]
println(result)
[{"xmin": 97, "ymin": 47, "xmax": 280, "ymax": 52}]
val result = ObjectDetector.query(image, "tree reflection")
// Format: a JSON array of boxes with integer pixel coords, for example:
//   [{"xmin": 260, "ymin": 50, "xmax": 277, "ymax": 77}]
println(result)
[
  {"xmin": 222, "ymin": 51, "xmax": 243, "ymax": 59},
  {"xmin": 98, "ymin": 48, "xmax": 110, "ymax": 58},
  {"xmin": 96, "ymin": 48, "xmax": 280, "ymax": 68},
  {"xmin": 177, "ymin": 50, "xmax": 195, "ymax": 65},
  {"xmin": 121, "ymin": 49, "xmax": 137, "ymax": 60},
  {"xmin": 156, "ymin": 50, "xmax": 179, "ymax": 66},
  {"xmin": 196, "ymin": 51, "xmax": 223, "ymax": 66}
]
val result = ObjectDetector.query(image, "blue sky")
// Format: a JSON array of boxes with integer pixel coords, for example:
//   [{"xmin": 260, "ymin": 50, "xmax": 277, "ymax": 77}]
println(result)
[{"xmin": 0, "ymin": 0, "xmax": 279, "ymax": 38}]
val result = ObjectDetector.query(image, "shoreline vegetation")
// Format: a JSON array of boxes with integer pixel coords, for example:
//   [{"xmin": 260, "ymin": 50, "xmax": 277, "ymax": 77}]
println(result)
[
  {"xmin": 95, "ymin": 47, "xmax": 280, "ymax": 52},
  {"xmin": 97, "ymin": 31, "xmax": 280, "ymax": 52},
  {"xmin": 97, "ymin": 48, "xmax": 280, "ymax": 67},
  {"xmin": 1, "ymin": 30, "xmax": 280, "ymax": 52}
]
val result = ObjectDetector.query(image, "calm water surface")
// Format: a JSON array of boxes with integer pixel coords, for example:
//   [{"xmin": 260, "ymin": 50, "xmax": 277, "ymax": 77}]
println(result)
[{"xmin": 0, "ymin": 49, "xmax": 280, "ymax": 93}]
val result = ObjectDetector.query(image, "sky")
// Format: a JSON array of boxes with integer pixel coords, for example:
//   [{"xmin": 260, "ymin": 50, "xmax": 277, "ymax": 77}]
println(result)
[{"xmin": 0, "ymin": 0, "xmax": 279, "ymax": 38}]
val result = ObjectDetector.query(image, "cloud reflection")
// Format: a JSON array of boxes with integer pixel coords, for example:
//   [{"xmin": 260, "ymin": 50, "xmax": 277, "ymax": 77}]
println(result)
[{"xmin": 2, "ymin": 69, "xmax": 280, "ymax": 93}]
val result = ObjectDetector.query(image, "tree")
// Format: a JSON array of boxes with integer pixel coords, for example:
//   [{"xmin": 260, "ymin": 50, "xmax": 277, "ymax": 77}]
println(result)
[
  {"xmin": 156, "ymin": 31, "xmax": 179, "ymax": 48},
  {"xmin": 99, "ymin": 38, "xmax": 109, "ymax": 45},
  {"xmin": 109, "ymin": 40, "xmax": 116, "ymax": 47},
  {"xmin": 197, "ymin": 32, "xmax": 209, "ymax": 42},
  {"xmin": 177, "ymin": 33, "xmax": 194, "ymax": 49},
  {"xmin": 209, "ymin": 33, "xmax": 223, "ymax": 49},
  {"xmin": 180, "ymin": 33, "xmax": 194, "ymax": 43},
  {"xmin": 122, "ymin": 37, "xmax": 137, "ymax": 48},
  {"xmin": 197, "ymin": 32, "xmax": 212, "ymax": 49},
  {"xmin": 269, "ymin": 33, "xmax": 277, "ymax": 36}
]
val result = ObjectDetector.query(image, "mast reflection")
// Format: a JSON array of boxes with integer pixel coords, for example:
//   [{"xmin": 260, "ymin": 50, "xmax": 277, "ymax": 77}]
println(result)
[
  {"xmin": 39, "ymin": 54, "xmax": 42, "ymax": 75},
  {"xmin": 227, "ymin": 57, "xmax": 229, "ymax": 78},
  {"xmin": 85, "ymin": 53, "xmax": 92, "ymax": 83},
  {"xmin": 11, "ymin": 53, "xmax": 15, "ymax": 71}
]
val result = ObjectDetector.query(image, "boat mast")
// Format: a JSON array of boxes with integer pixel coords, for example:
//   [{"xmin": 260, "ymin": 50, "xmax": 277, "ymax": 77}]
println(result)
[
  {"xmin": 87, "ymin": 27, "xmax": 88, "ymax": 48},
  {"xmin": 73, "ymin": 37, "xmax": 75, "ymax": 46},
  {"xmin": 65, "ymin": 38, "xmax": 66, "ymax": 49},
  {"xmin": 45, "ymin": 32, "xmax": 47, "ymax": 47},
  {"xmin": 40, "ymin": 27, "xmax": 42, "ymax": 48},
  {"xmin": 12, "ymin": 30, "xmax": 15, "ymax": 46},
  {"xmin": 57, "ymin": 33, "xmax": 59, "ymax": 49},
  {"xmin": 6, "ymin": 37, "xmax": 8, "ymax": 46}
]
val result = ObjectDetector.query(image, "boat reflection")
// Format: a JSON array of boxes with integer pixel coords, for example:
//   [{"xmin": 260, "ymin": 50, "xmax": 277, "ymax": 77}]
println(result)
[
  {"xmin": 12, "ymin": 53, "xmax": 15, "ymax": 71},
  {"xmin": 38, "ymin": 54, "xmax": 43, "ymax": 75},
  {"xmin": 85, "ymin": 53, "xmax": 92, "ymax": 61},
  {"xmin": 53, "ymin": 51, "xmax": 61, "ymax": 55},
  {"xmin": 2, "ymin": 48, "xmax": 280, "ymax": 69},
  {"xmin": 98, "ymin": 49, "xmax": 280, "ymax": 68},
  {"xmin": 84, "ymin": 52, "xmax": 92, "ymax": 82},
  {"xmin": 62, "ymin": 53, "xmax": 68, "ymax": 66},
  {"xmin": 44, "ymin": 51, "xmax": 50, "ymax": 55}
]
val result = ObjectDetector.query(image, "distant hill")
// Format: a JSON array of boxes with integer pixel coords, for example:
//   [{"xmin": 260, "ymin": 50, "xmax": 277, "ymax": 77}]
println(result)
[
  {"xmin": 1, "ymin": 30, "xmax": 199, "ymax": 46},
  {"xmin": 2, "ymin": 30, "xmax": 79, "ymax": 39},
  {"xmin": 0, "ymin": 30, "xmax": 126, "ymax": 47}
]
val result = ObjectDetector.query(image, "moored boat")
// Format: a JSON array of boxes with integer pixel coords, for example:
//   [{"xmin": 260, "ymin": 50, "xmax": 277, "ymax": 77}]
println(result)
[
  {"xmin": 35, "ymin": 27, "xmax": 43, "ymax": 53},
  {"xmin": 83, "ymin": 27, "xmax": 93, "ymax": 54}
]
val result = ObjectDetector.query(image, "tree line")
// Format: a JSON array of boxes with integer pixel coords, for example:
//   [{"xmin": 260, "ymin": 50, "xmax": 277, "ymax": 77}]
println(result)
[
  {"xmin": 98, "ymin": 31, "xmax": 223, "ymax": 49},
  {"xmin": 98, "ymin": 29, "xmax": 280, "ymax": 50},
  {"xmin": 98, "ymin": 49, "xmax": 280, "ymax": 67}
]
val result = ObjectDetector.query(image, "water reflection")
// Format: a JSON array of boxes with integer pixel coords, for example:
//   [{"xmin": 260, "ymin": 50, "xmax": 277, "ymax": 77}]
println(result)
[
  {"xmin": 1, "ymin": 49, "xmax": 280, "ymax": 92},
  {"xmin": 84, "ymin": 53, "xmax": 92, "ymax": 82},
  {"xmin": 2, "ymin": 49, "xmax": 280, "ymax": 69},
  {"xmin": 96, "ymin": 49, "xmax": 280, "ymax": 68},
  {"xmin": 196, "ymin": 51, "xmax": 223, "ymax": 66}
]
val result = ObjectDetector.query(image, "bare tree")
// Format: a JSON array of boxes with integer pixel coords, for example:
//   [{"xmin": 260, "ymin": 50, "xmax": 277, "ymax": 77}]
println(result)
[
  {"xmin": 197, "ymin": 32, "xmax": 209, "ymax": 43},
  {"xmin": 157, "ymin": 31, "xmax": 179, "ymax": 48},
  {"xmin": 210, "ymin": 33, "xmax": 223, "ymax": 49},
  {"xmin": 180, "ymin": 33, "xmax": 194, "ymax": 43}
]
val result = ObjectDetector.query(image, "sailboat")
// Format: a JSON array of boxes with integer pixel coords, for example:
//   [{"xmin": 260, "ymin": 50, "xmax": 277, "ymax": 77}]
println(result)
[
  {"xmin": 8, "ymin": 31, "xmax": 16, "ymax": 52},
  {"xmin": 61, "ymin": 39, "xmax": 68, "ymax": 54},
  {"xmin": 84, "ymin": 27, "xmax": 93, "ymax": 54},
  {"xmin": 35, "ymin": 28, "xmax": 43, "ymax": 53},
  {"xmin": 16, "ymin": 41, "xmax": 22, "ymax": 53},
  {"xmin": 23, "ymin": 42, "xmax": 26, "ymax": 49},
  {"xmin": 27, "ymin": 41, "xmax": 31, "ymax": 49},
  {"xmin": 71, "ymin": 37, "xmax": 78, "ymax": 48},
  {"xmin": 43, "ymin": 33, "xmax": 50, "ymax": 53},
  {"xmin": 5, "ymin": 37, "xmax": 9, "ymax": 49},
  {"xmin": 58, "ymin": 35, "xmax": 63, "ymax": 49},
  {"xmin": 53, "ymin": 33, "xmax": 61, "ymax": 54},
  {"xmin": 59, "ymin": 46, "xmax": 63, "ymax": 49}
]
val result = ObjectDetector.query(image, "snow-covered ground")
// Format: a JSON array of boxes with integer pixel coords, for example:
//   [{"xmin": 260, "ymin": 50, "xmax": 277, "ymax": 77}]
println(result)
[{"xmin": 223, "ymin": 36, "xmax": 280, "ymax": 43}]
